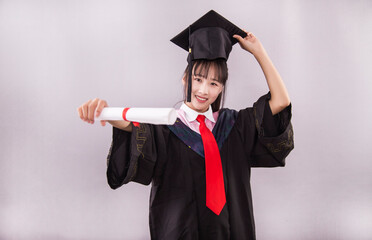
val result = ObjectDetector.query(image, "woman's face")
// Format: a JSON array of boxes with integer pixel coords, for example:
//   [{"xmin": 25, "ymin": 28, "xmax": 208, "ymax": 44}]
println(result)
[{"xmin": 183, "ymin": 65, "xmax": 224, "ymax": 113}]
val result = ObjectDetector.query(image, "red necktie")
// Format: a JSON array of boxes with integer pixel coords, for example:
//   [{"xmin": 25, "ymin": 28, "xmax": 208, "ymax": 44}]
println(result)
[{"xmin": 196, "ymin": 115, "xmax": 226, "ymax": 215}]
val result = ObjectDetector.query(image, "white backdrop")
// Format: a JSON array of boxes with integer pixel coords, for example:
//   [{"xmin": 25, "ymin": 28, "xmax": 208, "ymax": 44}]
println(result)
[{"xmin": 1, "ymin": 0, "xmax": 371, "ymax": 239}]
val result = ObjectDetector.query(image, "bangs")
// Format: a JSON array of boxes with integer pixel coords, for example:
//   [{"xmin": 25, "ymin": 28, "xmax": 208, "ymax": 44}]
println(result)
[{"xmin": 193, "ymin": 59, "xmax": 228, "ymax": 84}]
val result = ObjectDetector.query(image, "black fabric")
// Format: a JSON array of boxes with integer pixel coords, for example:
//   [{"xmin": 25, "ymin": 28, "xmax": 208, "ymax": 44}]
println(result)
[
  {"xmin": 106, "ymin": 93, "xmax": 294, "ymax": 239},
  {"xmin": 189, "ymin": 27, "xmax": 232, "ymax": 60}
]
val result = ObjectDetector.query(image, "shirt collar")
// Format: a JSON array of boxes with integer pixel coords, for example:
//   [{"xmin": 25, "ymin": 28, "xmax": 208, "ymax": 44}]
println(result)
[{"xmin": 180, "ymin": 103, "xmax": 216, "ymax": 123}]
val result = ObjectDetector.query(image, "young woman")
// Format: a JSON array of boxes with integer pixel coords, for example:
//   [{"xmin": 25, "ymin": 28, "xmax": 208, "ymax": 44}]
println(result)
[{"xmin": 77, "ymin": 10, "xmax": 294, "ymax": 240}]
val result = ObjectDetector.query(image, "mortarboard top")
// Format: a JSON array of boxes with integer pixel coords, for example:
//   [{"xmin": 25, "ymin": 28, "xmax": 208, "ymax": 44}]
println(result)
[{"xmin": 170, "ymin": 10, "xmax": 247, "ymax": 61}]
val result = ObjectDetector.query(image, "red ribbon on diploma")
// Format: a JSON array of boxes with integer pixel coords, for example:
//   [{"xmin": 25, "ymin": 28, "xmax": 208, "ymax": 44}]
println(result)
[{"xmin": 122, "ymin": 108, "xmax": 140, "ymax": 127}]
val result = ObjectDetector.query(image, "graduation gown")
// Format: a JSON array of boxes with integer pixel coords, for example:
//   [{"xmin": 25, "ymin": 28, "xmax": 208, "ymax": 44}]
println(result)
[{"xmin": 106, "ymin": 93, "xmax": 294, "ymax": 240}]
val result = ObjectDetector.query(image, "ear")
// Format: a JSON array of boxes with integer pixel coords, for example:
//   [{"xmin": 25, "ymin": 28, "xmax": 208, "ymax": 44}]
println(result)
[{"xmin": 182, "ymin": 74, "xmax": 186, "ymax": 86}]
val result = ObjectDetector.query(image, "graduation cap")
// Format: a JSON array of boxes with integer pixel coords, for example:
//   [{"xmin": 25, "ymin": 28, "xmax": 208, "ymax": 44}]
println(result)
[{"xmin": 171, "ymin": 10, "xmax": 247, "ymax": 102}]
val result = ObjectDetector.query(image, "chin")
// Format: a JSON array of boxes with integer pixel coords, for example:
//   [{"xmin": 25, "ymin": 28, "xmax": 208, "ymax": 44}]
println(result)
[{"xmin": 192, "ymin": 102, "xmax": 209, "ymax": 113}]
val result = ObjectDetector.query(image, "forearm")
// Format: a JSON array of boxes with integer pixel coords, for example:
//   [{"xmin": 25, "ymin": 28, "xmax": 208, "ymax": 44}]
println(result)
[
  {"xmin": 108, "ymin": 120, "xmax": 133, "ymax": 132},
  {"xmin": 253, "ymin": 49, "xmax": 290, "ymax": 115}
]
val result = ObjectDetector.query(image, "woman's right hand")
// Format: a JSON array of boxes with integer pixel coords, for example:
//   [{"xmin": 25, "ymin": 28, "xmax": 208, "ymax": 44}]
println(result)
[
  {"xmin": 77, "ymin": 98, "xmax": 132, "ymax": 131},
  {"xmin": 77, "ymin": 98, "xmax": 108, "ymax": 126}
]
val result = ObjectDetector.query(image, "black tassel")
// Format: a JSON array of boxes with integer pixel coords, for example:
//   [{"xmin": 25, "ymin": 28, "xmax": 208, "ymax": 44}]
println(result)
[
  {"xmin": 187, "ymin": 25, "xmax": 192, "ymax": 102},
  {"xmin": 187, "ymin": 60, "xmax": 193, "ymax": 102}
]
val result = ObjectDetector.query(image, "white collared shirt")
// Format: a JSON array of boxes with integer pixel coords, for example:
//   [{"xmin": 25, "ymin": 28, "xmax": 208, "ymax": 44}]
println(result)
[{"xmin": 177, "ymin": 103, "xmax": 219, "ymax": 134}]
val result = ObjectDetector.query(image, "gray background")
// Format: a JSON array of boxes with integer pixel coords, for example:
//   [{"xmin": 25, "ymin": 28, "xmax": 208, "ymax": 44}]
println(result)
[{"xmin": 1, "ymin": 0, "xmax": 371, "ymax": 239}]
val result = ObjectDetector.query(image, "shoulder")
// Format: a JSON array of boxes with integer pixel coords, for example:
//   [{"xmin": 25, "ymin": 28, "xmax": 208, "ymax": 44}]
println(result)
[
  {"xmin": 214, "ymin": 108, "xmax": 240, "ymax": 130},
  {"xmin": 218, "ymin": 108, "xmax": 239, "ymax": 119},
  {"xmin": 218, "ymin": 107, "xmax": 254, "ymax": 122}
]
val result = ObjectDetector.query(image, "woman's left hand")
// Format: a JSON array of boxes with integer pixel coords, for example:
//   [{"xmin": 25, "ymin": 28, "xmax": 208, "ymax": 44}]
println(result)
[{"xmin": 233, "ymin": 31, "xmax": 264, "ymax": 56}]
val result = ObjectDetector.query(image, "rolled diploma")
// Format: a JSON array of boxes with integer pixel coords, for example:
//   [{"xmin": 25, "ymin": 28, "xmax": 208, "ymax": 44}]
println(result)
[{"xmin": 96, "ymin": 107, "xmax": 177, "ymax": 125}]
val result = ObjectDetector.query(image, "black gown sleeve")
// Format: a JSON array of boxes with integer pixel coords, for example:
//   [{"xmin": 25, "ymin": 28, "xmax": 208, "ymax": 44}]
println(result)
[
  {"xmin": 237, "ymin": 92, "xmax": 294, "ymax": 167},
  {"xmin": 106, "ymin": 123, "xmax": 157, "ymax": 189},
  {"xmin": 252, "ymin": 92, "xmax": 294, "ymax": 167}
]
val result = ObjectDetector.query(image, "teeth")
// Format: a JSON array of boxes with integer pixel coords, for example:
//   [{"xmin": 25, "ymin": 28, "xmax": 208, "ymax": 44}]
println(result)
[{"xmin": 196, "ymin": 96, "xmax": 207, "ymax": 101}]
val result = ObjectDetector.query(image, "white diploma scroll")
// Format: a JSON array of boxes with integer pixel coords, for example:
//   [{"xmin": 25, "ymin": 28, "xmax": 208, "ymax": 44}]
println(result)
[{"xmin": 96, "ymin": 107, "xmax": 177, "ymax": 125}]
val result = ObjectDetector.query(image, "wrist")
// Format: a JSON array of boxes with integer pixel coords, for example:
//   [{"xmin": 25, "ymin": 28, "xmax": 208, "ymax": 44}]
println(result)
[
  {"xmin": 252, "ymin": 47, "xmax": 268, "ymax": 60},
  {"xmin": 108, "ymin": 120, "xmax": 132, "ymax": 131}
]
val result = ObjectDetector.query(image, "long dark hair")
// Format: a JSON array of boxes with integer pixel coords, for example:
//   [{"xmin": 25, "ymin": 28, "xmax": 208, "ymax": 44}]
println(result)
[{"xmin": 183, "ymin": 59, "xmax": 228, "ymax": 112}]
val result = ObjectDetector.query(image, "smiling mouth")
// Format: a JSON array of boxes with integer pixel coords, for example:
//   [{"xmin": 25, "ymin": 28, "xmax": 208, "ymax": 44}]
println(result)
[{"xmin": 195, "ymin": 95, "xmax": 208, "ymax": 102}]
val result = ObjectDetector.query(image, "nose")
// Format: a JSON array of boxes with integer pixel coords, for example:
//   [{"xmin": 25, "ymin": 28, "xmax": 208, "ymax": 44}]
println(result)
[{"xmin": 198, "ymin": 82, "xmax": 209, "ymax": 95}]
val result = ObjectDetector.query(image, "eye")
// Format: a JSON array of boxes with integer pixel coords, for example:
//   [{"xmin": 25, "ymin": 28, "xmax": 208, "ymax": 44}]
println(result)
[
  {"xmin": 211, "ymin": 82, "xmax": 219, "ymax": 87},
  {"xmin": 194, "ymin": 77, "xmax": 202, "ymax": 82}
]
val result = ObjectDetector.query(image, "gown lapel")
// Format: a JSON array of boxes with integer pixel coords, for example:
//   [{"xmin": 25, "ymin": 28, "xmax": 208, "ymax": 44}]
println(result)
[{"xmin": 167, "ymin": 108, "xmax": 238, "ymax": 158}]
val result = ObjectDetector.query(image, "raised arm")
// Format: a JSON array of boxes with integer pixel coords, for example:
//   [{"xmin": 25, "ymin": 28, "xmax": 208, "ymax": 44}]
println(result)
[
  {"xmin": 77, "ymin": 98, "xmax": 132, "ymax": 132},
  {"xmin": 233, "ymin": 31, "xmax": 290, "ymax": 115}
]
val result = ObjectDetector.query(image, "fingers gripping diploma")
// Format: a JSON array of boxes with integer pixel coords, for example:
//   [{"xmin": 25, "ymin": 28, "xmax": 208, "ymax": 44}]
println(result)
[{"xmin": 77, "ymin": 98, "xmax": 108, "ymax": 126}]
